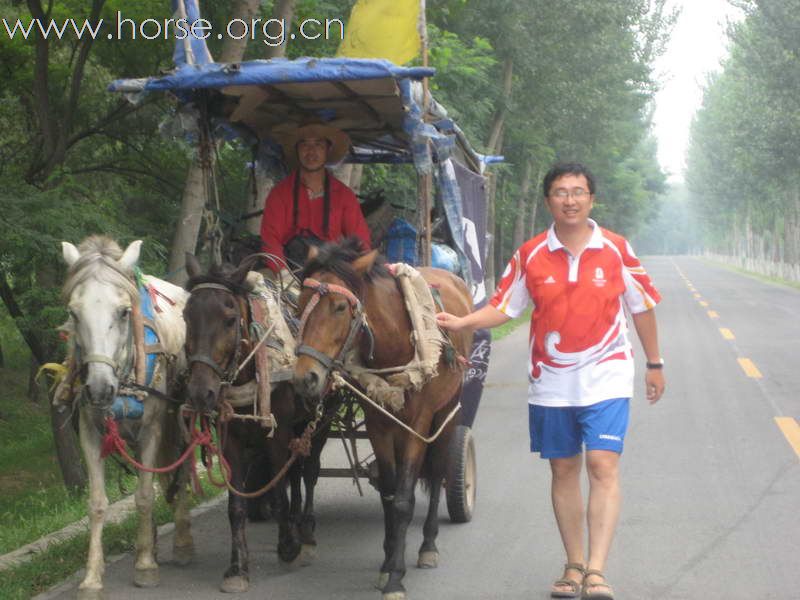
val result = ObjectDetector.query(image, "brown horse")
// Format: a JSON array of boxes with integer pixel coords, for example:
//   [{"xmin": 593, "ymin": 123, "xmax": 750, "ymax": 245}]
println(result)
[
  {"xmin": 293, "ymin": 239, "xmax": 474, "ymax": 600},
  {"xmin": 183, "ymin": 254, "xmax": 331, "ymax": 593}
]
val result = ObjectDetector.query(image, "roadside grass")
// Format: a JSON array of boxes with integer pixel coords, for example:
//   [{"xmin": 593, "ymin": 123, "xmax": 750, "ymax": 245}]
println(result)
[
  {"xmin": 491, "ymin": 307, "xmax": 531, "ymax": 341},
  {"xmin": 0, "ymin": 365, "xmax": 147, "ymax": 556},
  {"xmin": 0, "ymin": 353, "xmax": 224, "ymax": 598},
  {"xmin": 0, "ymin": 477, "xmax": 222, "ymax": 600},
  {"xmin": 700, "ymin": 257, "xmax": 800, "ymax": 291}
]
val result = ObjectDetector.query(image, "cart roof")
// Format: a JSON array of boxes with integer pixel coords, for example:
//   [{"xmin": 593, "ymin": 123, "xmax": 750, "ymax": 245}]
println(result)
[{"xmin": 109, "ymin": 57, "xmax": 499, "ymax": 172}]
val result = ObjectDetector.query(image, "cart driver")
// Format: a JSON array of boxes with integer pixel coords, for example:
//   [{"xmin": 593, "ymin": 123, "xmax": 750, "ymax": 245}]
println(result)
[{"xmin": 259, "ymin": 123, "xmax": 371, "ymax": 287}]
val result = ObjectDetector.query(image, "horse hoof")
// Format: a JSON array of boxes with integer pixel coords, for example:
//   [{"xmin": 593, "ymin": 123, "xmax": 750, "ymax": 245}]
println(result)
[
  {"xmin": 417, "ymin": 550, "xmax": 439, "ymax": 569},
  {"xmin": 299, "ymin": 543, "xmax": 317, "ymax": 565},
  {"xmin": 76, "ymin": 587, "xmax": 104, "ymax": 600},
  {"xmin": 173, "ymin": 543, "xmax": 194, "ymax": 566},
  {"xmin": 383, "ymin": 592, "xmax": 407, "ymax": 600},
  {"xmin": 220, "ymin": 575, "xmax": 249, "ymax": 593},
  {"xmin": 278, "ymin": 539, "xmax": 303, "ymax": 568},
  {"xmin": 134, "ymin": 568, "xmax": 159, "ymax": 588},
  {"xmin": 375, "ymin": 572, "xmax": 389, "ymax": 590}
]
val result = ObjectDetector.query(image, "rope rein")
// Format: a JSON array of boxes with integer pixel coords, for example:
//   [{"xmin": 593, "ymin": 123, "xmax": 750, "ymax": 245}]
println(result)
[{"xmin": 330, "ymin": 372, "xmax": 460, "ymax": 444}]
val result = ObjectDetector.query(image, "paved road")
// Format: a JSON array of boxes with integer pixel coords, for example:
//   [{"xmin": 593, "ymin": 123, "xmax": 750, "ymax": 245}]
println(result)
[{"xmin": 41, "ymin": 257, "xmax": 800, "ymax": 599}]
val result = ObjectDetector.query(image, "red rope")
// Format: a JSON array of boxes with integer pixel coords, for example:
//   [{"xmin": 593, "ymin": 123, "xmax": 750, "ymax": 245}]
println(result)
[
  {"xmin": 100, "ymin": 415, "xmax": 210, "ymax": 474},
  {"xmin": 100, "ymin": 411, "xmax": 310, "ymax": 499}
]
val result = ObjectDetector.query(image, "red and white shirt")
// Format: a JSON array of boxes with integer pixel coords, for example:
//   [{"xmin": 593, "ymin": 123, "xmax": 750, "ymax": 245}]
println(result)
[{"xmin": 490, "ymin": 220, "xmax": 660, "ymax": 407}]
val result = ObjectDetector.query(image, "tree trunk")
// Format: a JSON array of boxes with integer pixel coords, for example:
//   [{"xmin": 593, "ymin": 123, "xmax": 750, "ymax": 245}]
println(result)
[
  {"xmin": 264, "ymin": 0, "xmax": 297, "ymax": 59},
  {"xmin": 218, "ymin": 0, "xmax": 263, "ymax": 63},
  {"xmin": 168, "ymin": 159, "xmax": 209, "ymax": 284},
  {"xmin": 529, "ymin": 164, "xmax": 544, "ymax": 235},
  {"xmin": 0, "ymin": 271, "xmax": 46, "ymax": 364},
  {"xmin": 485, "ymin": 57, "xmax": 513, "ymax": 155},
  {"xmin": 512, "ymin": 159, "xmax": 533, "ymax": 249},
  {"xmin": 168, "ymin": 0, "xmax": 296, "ymax": 282},
  {"xmin": 28, "ymin": 355, "xmax": 43, "ymax": 404},
  {"xmin": 51, "ymin": 401, "xmax": 86, "ymax": 494},
  {"xmin": 482, "ymin": 57, "xmax": 512, "ymax": 291}
]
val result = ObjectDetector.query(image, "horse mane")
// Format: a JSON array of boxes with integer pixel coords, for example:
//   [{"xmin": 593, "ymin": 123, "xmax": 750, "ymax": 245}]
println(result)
[
  {"xmin": 62, "ymin": 235, "xmax": 138, "ymax": 302},
  {"xmin": 185, "ymin": 262, "xmax": 251, "ymax": 296},
  {"xmin": 143, "ymin": 275, "xmax": 188, "ymax": 356},
  {"xmin": 301, "ymin": 237, "xmax": 390, "ymax": 297}
]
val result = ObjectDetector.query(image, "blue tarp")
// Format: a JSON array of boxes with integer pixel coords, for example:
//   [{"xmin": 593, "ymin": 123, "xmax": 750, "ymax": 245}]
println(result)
[{"xmin": 109, "ymin": 57, "xmax": 435, "ymax": 95}]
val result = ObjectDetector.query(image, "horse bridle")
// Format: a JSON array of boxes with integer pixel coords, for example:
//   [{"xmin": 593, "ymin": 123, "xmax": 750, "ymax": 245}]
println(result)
[
  {"xmin": 296, "ymin": 277, "xmax": 374, "ymax": 374},
  {"xmin": 186, "ymin": 283, "xmax": 244, "ymax": 385}
]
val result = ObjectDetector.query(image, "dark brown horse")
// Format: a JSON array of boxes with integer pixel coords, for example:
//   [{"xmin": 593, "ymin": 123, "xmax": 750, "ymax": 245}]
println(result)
[
  {"xmin": 183, "ymin": 254, "xmax": 331, "ymax": 593},
  {"xmin": 293, "ymin": 239, "xmax": 474, "ymax": 600}
]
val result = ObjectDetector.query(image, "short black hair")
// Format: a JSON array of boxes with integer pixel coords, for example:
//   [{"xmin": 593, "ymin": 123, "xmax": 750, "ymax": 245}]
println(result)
[{"xmin": 542, "ymin": 162, "xmax": 596, "ymax": 197}]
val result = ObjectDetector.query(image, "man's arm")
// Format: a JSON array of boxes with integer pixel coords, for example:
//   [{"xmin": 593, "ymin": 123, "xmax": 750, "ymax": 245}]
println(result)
[
  {"xmin": 436, "ymin": 304, "xmax": 511, "ymax": 332},
  {"xmin": 631, "ymin": 308, "xmax": 665, "ymax": 404}
]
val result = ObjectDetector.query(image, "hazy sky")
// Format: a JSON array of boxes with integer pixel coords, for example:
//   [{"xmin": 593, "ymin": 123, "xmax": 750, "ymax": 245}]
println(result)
[{"xmin": 652, "ymin": 0, "xmax": 744, "ymax": 182}]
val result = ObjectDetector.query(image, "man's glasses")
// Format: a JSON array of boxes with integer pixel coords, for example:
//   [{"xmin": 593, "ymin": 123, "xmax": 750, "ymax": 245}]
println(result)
[{"xmin": 550, "ymin": 188, "xmax": 591, "ymax": 199}]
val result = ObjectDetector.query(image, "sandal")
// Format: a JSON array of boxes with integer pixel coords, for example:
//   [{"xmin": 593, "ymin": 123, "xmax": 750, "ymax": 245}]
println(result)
[
  {"xmin": 551, "ymin": 563, "xmax": 585, "ymax": 598},
  {"xmin": 581, "ymin": 569, "xmax": 614, "ymax": 600}
]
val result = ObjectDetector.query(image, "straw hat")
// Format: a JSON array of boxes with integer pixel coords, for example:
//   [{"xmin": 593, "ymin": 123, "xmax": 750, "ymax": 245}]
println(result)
[{"xmin": 272, "ymin": 122, "xmax": 351, "ymax": 165}]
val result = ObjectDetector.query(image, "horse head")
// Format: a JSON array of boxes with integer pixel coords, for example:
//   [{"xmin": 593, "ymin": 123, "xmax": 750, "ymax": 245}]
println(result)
[
  {"xmin": 62, "ymin": 236, "xmax": 141, "ymax": 410},
  {"xmin": 293, "ymin": 239, "xmax": 378, "ymax": 399},
  {"xmin": 183, "ymin": 253, "xmax": 260, "ymax": 413}
]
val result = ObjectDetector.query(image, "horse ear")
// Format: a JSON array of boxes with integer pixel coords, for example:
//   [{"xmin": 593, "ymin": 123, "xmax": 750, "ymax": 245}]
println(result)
[
  {"xmin": 118, "ymin": 240, "xmax": 142, "ymax": 271},
  {"xmin": 62, "ymin": 242, "xmax": 80, "ymax": 267},
  {"xmin": 351, "ymin": 249, "xmax": 379, "ymax": 275},
  {"xmin": 230, "ymin": 254, "xmax": 262, "ymax": 286},
  {"xmin": 306, "ymin": 244, "xmax": 319, "ymax": 262},
  {"xmin": 185, "ymin": 252, "xmax": 203, "ymax": 279}
]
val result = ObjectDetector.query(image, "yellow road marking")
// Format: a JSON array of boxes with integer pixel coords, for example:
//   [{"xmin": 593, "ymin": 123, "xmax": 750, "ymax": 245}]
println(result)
[
  {"xmin": 693, "ymin": 293, "xmax": 701, "ymax": 299},
  {"xmin": 707, "ymin": 310, "xmax": 719, "ymax": 319},
  {"xmin": 775, "ymin": 417, "xmax": 800, "ymax": 460},
  {"xmin": 719, "ymin": 328, "xmax": 735, "ymax": 340},
  {"xmin": 737, "ymin": 358, "xmax": 762, "ymax": 378},
  {"xmin": 699, "ymin": 300, "xmax": 709, "ymax": 307}
]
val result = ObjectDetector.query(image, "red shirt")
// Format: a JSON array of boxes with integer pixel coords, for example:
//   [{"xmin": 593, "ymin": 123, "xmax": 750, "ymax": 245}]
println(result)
[
  {"xmin": 490, "ymin": 221, "xmax": 660, "ymax": 407},
  {"xmin": 260, "ymin": 170, "xmax": 371, "ymax": 270}
]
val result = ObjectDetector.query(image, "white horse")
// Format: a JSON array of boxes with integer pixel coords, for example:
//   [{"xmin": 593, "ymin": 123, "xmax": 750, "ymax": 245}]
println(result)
[{"xmin": 61, "ymin": 236, "xmax": 193, "ymax": 599}]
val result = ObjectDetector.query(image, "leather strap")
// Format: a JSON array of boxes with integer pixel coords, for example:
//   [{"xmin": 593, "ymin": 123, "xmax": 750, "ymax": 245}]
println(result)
[{"xmin": 83, "ymin": 353, "xmax": 118, "ymax": 370}]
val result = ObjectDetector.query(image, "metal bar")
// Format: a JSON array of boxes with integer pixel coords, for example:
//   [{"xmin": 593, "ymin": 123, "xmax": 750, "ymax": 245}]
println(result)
[{"xmin": 318, "ymin": 467, "xmax": 370, "ymax": 478}]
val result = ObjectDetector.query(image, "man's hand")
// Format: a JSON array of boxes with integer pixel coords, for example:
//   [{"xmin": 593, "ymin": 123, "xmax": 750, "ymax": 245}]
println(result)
[
  {"xmin": 436, "ymin": 311, "xmax": 465, "ymax": 331},
  {"xmin": 645, "ymin": 368, "xmax": 665, "ymax": 404}
]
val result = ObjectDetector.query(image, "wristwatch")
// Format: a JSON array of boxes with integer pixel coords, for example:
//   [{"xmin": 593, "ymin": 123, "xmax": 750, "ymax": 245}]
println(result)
[{"xmin": 646, "ymin": 358, "xmax": 665, "ymax": 369}]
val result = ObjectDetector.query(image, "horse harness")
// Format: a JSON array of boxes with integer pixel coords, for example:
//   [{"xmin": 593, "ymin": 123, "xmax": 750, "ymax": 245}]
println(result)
[
  {"xmin": 296, "ymin": 277, "xmax": 374, "ymax": 374},
  {"xmin": 73, "ymin": 284, "xmax": 169, "ymax": 412},
  {"xmin": 186, "ymin": 283, "xmax": 246, "ymax": 384}
]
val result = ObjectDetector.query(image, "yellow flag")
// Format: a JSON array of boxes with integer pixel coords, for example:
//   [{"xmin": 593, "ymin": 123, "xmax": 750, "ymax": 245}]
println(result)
[{"xmin": 337, "ymin": 0, "xmax": 421, "ymax": 65}]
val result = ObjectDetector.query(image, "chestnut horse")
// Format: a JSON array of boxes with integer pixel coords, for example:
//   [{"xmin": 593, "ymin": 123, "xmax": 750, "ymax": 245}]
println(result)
[
  {"xmin": 293, "ymin": 239, "xmax": 473, "ymax": 600},
  {"xmin": 183, "ymin": 254, "xmax": 331, "ymax": 593}
]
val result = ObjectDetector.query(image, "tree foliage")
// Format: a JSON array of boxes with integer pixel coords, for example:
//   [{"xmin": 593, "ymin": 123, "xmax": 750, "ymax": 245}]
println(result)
[
  {"xmin": 0, "ymin": 0, "xmax": 675, "ymax": 365},
  {"xmin": 686, "ymin": 1, "xmax": 800, "ymax": 266}
]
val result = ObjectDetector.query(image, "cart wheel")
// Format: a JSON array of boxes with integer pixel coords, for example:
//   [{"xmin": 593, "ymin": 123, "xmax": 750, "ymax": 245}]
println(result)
[{"xmin": 446, "ymin": 425, "xmax": 476, "ymax": 523}]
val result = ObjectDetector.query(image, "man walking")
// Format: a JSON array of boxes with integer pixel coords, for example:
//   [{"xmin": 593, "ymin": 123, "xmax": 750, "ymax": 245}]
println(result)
[{"xmin": 436, "ymin": 162, "xmax": 665, "ymax": 599}]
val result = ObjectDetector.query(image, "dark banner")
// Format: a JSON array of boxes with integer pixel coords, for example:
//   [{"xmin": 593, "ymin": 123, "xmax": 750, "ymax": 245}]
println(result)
[{"xmin": 452, "ymin": 160, "xmax": 491, "ymax": 428}]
